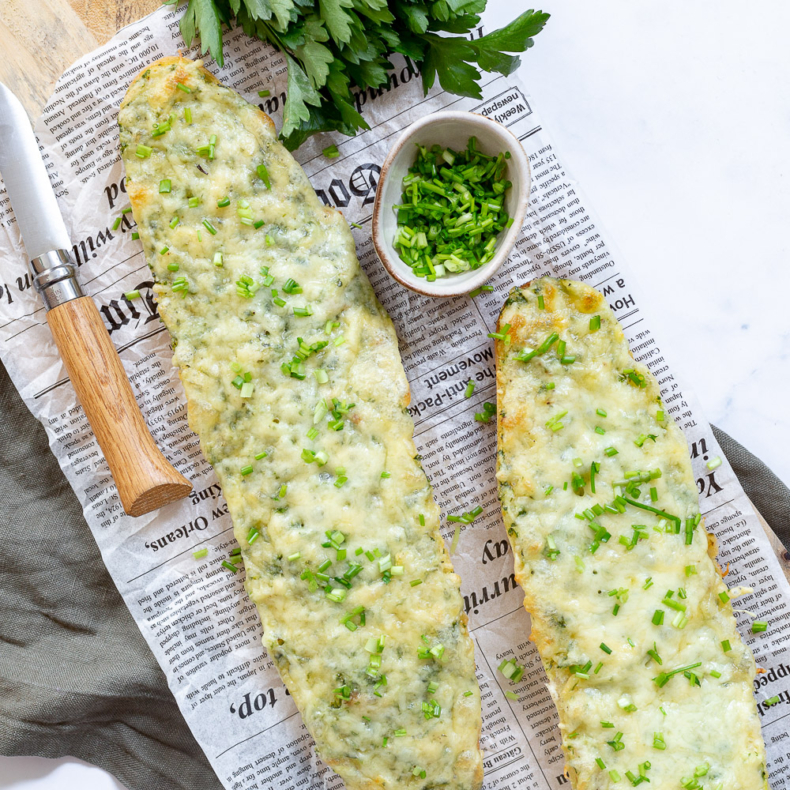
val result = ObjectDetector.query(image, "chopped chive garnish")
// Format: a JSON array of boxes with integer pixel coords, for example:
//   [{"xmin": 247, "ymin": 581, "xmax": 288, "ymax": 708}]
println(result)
[
  {"xmin": 752, "ymin": 621, "xmax": 768, "ymax": 633},
  {"xmin": 600, "ymin": 643, "xmax": 612, "ymax": 654},
  {"xmin": 258, "ymin": 89, "xmax": 270, "ymax": 97},
  {"xmin": 393, "ymin": 139, "xmax": 513, "ymax": 279},
  {"xmin": 474, "ymin": 402, "xmax": 497, "ymax": 422},
  {"xmin": 653, "ymin": 662, "xmax": 702, "ymax": 688},
  {"xmin": 257, "ymin": 164, "xmax": 271, "ymax": 188},
  {"xmin": 112, "ymin": 217, "xmax": 122, "ymax": 230},
  {"xmin": 125, "ymin": 290, "xmax": 140, "ymax": 301},
  {"xmin": 193, "ymin": 548, "xmax": 208, "ymax": 559},
  {"xmin": 131, "ymin": 231, "xmax": 140, "ymax": 240},
  {"xmin": 221, "ymin": 560, "xmax": 238, "ymax": 573},
  {"xmin": 203, "ymin": 219, "xmax": 217, "ymax": 235},
  {"xmin": 504, "ymin": 691, "xmax": 518, "ymax": 701},
  {"xmin": 323, "ymin": 144, "xmax": 340, "ymax": 158}
]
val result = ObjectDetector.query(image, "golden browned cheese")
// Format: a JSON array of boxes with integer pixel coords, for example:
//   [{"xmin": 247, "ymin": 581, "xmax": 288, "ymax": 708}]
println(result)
[
  {"xmin": 495, "ymin": 277, "xmax": 767, "ymax": 789},
  {"xmin": 119, "ymin": 57, "xmax": 482, "ymax": 790}
]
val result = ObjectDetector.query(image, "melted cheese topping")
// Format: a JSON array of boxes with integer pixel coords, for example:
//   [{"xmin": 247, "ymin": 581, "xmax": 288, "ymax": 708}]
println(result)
[
  {"xmin": 119, "ymin": 58, "xmax": 482, "ymax": 790},
  {"xmin": 496, "ymin": 278, "xmax": 767, "ymax": 790}
]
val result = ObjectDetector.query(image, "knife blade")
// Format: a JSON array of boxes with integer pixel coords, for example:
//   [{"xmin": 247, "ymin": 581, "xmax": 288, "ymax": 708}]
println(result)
[
  {"xmin": 0, "ymin": 82, "xmax": 191, "ymax": 517},
  {"xmin": 0, "ymin": 83, "xmax": 71, "ymax": 259}
]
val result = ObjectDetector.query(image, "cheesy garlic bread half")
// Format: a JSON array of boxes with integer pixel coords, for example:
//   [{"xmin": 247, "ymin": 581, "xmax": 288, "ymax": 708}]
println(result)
[
  {"xmin": 119, "ymin": 58, "xmax": 482, "ymax": 789},
  {"xmin": 495, "ymin": 277, "xmax": 767, "ymax": 789}
]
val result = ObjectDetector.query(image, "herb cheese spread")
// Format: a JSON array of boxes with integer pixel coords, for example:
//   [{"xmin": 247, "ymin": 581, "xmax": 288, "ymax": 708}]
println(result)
[
  {"xmin": 495, "ymin": 277, "xmax": 767, "ymax": 790},
  {"xmin": 119, "ymin": 57, "xmax": 482, "ymax": 790}
]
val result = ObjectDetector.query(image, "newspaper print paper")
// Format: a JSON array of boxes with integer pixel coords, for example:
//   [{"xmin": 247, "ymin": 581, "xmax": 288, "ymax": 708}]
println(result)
[{"xmin": 0, "ymin": 7, "xmax": 788, "ymax": 789}]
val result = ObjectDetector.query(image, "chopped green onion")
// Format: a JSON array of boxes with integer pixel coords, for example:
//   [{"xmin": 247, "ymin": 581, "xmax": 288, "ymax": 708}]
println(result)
[
  {"xmin": 124, "ymin": 290, "xmax": 141, "ymax": 300},
  {"xmin": 752, "ymin": 621, "xmax": 768, "ymax": 633},
  {"xmin": 203, "ymin": 219, "xmax": 217, "ymax": 235},
  {"xmin": 135, "ymin": 144, "xmax": 152, "ymax": 158},
  {"xmin": 159, "ymin": 179, "xmax": 171, "ymax": 193},
  {"xmin": 193, "ymin": 548, "xmax": 208, "ymax": 559},
  {"xmin": 323, "ymin": 144, "xmax": 340, "ymax": 158},
  {"xmin": 257, "ymin": 164, "xmax": 271, "ymax": 188},
  {"xmin": 589, "ymin": 315, "xmax": 601, "ymax": 331},
  {"xmin": 464, "ymin": 380, "xmax": 475, "ymax": 398},
  {"xmin": 706, "ymin": 456, "xmax": 722, "ymax": 470},
  {"xmin": 112, "ymin": 217, "xmax": 122, "ymax": 230}
]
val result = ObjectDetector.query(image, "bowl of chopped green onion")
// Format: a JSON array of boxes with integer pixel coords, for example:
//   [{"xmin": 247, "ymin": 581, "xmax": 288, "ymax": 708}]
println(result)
[{"xmin": 372, "ymin": 110, "xmax": 530, "ymax": 297}]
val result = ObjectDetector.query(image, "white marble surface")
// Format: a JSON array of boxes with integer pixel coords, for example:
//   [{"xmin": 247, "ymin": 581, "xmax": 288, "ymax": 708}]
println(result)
[{"xmin": 3, "ymin": 1, "xmax": 789, "ymax": 788}]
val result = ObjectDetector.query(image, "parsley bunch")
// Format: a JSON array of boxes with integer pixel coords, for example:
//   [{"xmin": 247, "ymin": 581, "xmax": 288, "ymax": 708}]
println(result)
[{"xmin": 178, "ymin": 1, "xmax": 549, "ymax": 150}]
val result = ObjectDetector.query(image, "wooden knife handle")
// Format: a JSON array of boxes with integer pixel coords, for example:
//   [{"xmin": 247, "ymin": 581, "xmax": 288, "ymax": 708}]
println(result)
[{"xmin": 46, "ymin": 296, "xmax": 192, "ymax": 517}]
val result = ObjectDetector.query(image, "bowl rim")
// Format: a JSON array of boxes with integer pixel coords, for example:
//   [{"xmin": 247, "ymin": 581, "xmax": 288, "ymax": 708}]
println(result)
[{"xmin": 371, "ymin": 109, "xmax": 531, "ymax": 298}]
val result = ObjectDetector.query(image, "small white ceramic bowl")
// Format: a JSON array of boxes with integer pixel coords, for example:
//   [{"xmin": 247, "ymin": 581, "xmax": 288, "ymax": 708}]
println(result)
[{"xmin": 372, "ymin": 110, "xmax": 530, "ymax": 298}]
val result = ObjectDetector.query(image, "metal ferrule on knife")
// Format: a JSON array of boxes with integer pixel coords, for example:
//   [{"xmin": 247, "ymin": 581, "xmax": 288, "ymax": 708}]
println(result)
[{"xmin": 29, "ymin": 249, "xmax": 83, "ymax": 310}]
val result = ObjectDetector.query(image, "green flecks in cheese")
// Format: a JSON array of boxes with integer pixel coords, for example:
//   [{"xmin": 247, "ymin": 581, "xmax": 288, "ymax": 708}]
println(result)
[
  {"xmin": 495, "ymin": 277, "xmax": 768, "ymax": 790},
  {"xmin": 119, "ymin": 58, "xmax": 482, "ymax": 790}
]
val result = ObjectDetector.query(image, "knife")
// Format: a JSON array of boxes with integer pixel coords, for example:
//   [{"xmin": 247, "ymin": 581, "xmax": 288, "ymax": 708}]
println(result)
[{"xmin": 0, "ymin": 83, "xmax": 192, "ymax": 517}]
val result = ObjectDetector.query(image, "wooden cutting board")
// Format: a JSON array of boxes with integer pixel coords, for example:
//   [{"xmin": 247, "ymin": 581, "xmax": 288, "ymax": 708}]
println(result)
[{"xmin": 1, "ymin": 0, "xmax": 788, "ymax": 585}]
